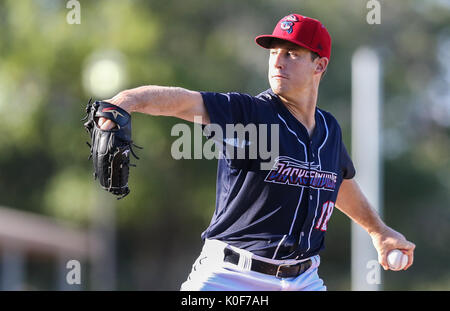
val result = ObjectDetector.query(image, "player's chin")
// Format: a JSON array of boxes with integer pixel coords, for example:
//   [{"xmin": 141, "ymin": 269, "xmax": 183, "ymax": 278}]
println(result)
[{"xmin": 270, "ymin": 80, "xmax": 290, "ymax": 96}]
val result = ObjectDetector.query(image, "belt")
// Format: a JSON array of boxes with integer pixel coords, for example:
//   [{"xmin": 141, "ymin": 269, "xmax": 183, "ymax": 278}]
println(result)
[{"xmin": 223, "ymin": 247, "xmax": 312, "ymax": 278}]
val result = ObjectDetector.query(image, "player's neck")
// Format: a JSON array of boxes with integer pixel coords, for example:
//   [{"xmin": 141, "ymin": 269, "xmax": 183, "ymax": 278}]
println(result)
[{"xmin": 278, "ymin": 89, "xmax": 318, "ymax": 137}]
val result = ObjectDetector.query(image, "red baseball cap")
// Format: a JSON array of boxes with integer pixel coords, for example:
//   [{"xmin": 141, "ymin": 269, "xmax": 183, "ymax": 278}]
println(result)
[{"xmin": 255, "ymin": 14, "xmax": 332, "ymax": 60}]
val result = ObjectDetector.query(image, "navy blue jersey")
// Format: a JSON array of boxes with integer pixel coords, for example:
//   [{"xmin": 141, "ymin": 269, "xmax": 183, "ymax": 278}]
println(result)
[{"xmin": 200, "ymin": 88, "xmax": 355, "ymax": 260}]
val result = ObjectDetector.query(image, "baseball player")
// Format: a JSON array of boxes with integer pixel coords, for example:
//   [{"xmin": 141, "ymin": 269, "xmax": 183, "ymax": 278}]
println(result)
[{"xmin": 98, "ymin": 13, "xmax": 415, "ymax": 290}]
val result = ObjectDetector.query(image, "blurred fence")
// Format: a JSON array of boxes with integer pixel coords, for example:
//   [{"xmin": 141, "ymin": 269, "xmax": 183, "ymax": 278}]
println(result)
[{"xmin": 0, "ymin": 206, "xmax": 92, "ymax": 290}]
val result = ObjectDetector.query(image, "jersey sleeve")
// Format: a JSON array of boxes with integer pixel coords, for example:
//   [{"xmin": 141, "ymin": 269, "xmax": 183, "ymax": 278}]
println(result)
[
  {"xmin": 340, "ymin": 142, "xmax": 356, "ymax": 179},
  {"xmin": 200, "ymin": 91, "xmax": 261, "ymax": 128}
]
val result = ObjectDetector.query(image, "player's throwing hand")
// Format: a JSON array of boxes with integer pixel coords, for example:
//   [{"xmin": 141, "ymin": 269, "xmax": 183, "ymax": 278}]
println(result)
[{"xmin": 370, "ymin": 227, "xmax": 416, "ymax": 271}]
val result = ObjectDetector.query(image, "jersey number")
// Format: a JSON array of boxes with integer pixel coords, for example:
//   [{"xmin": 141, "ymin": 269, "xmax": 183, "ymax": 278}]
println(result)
[{"xmin": 315, "ymin": 201, "xmax": 335, "ymax": 231}]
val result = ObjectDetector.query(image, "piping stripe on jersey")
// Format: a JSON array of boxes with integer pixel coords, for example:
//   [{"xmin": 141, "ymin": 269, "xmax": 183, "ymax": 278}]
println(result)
[
  {"xmin": 272, "ymin": 234, "xmax": 287, "ymax": 259},
  {"xmin": 306, "ymin": 110, "xmax": 329, "ymax": 253},
  {"xmin": 316, "ymin": 110, "xmax": 329, "ymax": 167},
  {"xmin": 277, "ymin": 114, "xmax": 308, "ymax": 160}
]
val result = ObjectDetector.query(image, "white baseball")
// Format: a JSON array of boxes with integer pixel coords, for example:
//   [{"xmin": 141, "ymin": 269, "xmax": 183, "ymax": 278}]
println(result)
[{"xmin": 387, "ymin": 249, "xmax": 408, "ymax": 271}]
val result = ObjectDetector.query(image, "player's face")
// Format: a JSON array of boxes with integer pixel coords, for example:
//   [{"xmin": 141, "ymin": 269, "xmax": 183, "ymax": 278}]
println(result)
[{"xmin": 268, "ymin": 41, "xmax": 317, "ymax": 97}]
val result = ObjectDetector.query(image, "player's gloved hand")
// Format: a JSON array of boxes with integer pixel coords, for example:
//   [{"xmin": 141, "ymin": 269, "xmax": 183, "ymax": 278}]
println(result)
[
  {"xmin": 98, "ymin": 91, "xmax": 135, "ymax": 130},
  {"xmin": 83, "ymin": 99, "xmax": 142, "ymax": 199},
  {"xmin": 369, "ymin": 226, "xmax": 416, "ymax": 271},
  {"xmin": 98, "ymin": 116, "xmax": 116, "ymax": 130}
]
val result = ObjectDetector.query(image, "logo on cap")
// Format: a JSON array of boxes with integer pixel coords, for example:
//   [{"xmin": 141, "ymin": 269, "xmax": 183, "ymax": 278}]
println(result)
[
  {"xmin": 280, "ymin": 21, "xmax": 294, "ymax": 34},
  {"xmin": 284, "ymin": 14, "xmax": 299, "ymax": 22},
  {"xmin": 280, "ymin": 14, "xmax": 299, "ymax": 34}
]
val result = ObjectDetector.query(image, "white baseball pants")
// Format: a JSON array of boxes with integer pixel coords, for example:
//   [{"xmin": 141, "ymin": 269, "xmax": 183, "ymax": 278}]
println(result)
[{"xmin": 180, "ymin": 239, "xmax": 326, "ymax": 291}]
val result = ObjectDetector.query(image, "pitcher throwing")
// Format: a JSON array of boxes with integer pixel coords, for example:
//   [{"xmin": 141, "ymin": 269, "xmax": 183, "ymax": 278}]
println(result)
[{"xmin": 96, "ymin": 13, "xmax": 415, "ymax": 291}]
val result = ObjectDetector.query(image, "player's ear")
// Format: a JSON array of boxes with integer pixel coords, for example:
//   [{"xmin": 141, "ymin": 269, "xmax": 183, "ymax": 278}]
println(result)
[{"xmin": 315, "ymin": 57, "xmax": 328, "ymax": 75}]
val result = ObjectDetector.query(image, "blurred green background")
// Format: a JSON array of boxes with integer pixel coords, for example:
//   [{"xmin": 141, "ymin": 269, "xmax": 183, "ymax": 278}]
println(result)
[{"xmin": 0, "ymin": 0, "xmax": 448, "ymax": 290}]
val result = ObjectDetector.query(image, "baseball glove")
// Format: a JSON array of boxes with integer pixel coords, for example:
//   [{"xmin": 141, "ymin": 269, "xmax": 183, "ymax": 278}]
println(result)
[{"xmin": 82, "ymin": 99, "xmax": 142, "ymax": 199}]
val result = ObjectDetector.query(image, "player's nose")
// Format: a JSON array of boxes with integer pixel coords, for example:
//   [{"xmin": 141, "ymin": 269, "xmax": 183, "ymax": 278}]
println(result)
[{"xmin": 271, "ymin": 51, "xmax": 286, "ymax": 69}]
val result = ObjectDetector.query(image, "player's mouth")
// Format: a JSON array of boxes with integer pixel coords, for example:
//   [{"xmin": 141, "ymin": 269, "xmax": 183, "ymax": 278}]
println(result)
[{"xmin": 271, "ymin": 74, "xmax": 288, "ymax": 80}]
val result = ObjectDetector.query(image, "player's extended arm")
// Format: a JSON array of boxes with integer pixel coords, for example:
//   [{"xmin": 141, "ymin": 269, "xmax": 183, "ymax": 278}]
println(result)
[
  {"xmin": 98, "ymin": 85, "xmax": 209, "ymax": 130},
  {"xmin": 335, "ymin": 178, "xmax": 416, "ymax": 270}
]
